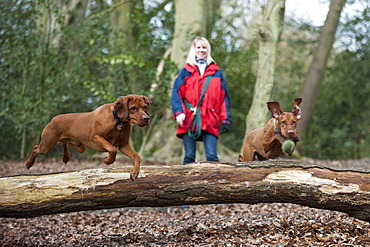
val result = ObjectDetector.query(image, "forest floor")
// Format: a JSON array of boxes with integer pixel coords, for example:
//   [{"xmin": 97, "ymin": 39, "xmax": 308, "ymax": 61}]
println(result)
[{"xmin": 1, "ymin": 157, "xmax": 369, "ymax": 246}]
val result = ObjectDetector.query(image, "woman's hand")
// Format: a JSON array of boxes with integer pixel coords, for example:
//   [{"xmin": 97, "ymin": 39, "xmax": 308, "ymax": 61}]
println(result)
[{"xmin": 176, "ymin": 113, "xmax": 186, "ymax": 126}]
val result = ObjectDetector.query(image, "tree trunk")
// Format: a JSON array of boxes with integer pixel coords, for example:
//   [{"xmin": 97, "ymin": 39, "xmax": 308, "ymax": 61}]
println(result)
[
  {"xmin": 20, "ymin": 125, "xmax": 26, "ymax": 159},
  {"xmin": 171, "ymin": 0, "xmax": 207, "ymax": 68},
  {"xmin": 146, "ymin": 0, "xmax": 209, "ymax": 162},
  {"xmin": 298, "ymin": 0, "xmax": 347, "ymax": 137},
  {"xmin": 1, "ymin": 161, "xmax": 370, "ymax": 222},
  {"xmin": 109, "ymin": 0, "xmax": 135, "ymax": 94},
  {"xmin": 244, "ymin": 0, "xmax": 286, "ymax": 141},
  {"xmin": 110, "ymin": 0, "xmax": 135, "ymax": 47},
  {"xmin": 65, "ymin": 0, "xmax": 88, "ymax": 68},
  {"xmin": 36, "ymin": 0, "xmax": 88, "ymax": 50}
]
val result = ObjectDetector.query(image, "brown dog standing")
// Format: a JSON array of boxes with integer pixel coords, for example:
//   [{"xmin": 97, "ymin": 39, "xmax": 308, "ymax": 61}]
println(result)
[
  {"xmin": 239, "ymin": 98, "xmax": 302, "ymax": 162},
  {"xmin": 25, "ymin": 94, "xmax": 152, "ymax": 180}
]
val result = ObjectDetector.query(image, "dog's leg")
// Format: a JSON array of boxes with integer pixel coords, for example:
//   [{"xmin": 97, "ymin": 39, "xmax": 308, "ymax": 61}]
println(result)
[
  {"xmin": 63, "ymin": 138, "xmax": 86, "ymax": 154},
  {"xmin": 61, "ymin": 139, "xmax": 86, "ymax": 164},
  {"xmin": 104, "ymin": 150, "xmax": 117, "ymax": 165},
  {"xmin": 25, "ymin": 145, "xmax": 39, "ymax": 169},
  {"xmin": 241, "ymin": 133, "xmax": 256, "ymax": 161},
  {"xmin": 25, "ymin": 141, "xmax": 56, "ymax": 169},
  {"xmin": 255, "ymin": 152, "xmax": 267, "ymax": 161},
  {"xmin": 264, "ymin": 138, "xmax": 283, "ymax": 159},
  {"xmin": 238, "ymin": 155, "xmax": 244, "ymax": 162},
  {"xmin": 25, "ymin": 132, "xmax": 59, "ymax": 169},
  {"xmin": 91, "ymin": 135, "xmax": 117, "ymax": 165},
  {"xmin": 243, "ymin": 144, "xmax": 256, "ymax": 161},
  {"xmin": 118, "ymin": 144, "xmax": 140, "ymax": 181},
  {"xmin": 69, "ymin": 143, "xmax": 86, "ymax": 153},
  {"xmin": 61, "ymin": 141, "xmax": 70, "ymax": 164}
]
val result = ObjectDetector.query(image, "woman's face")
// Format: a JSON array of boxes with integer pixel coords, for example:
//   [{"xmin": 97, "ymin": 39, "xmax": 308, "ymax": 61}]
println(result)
[{"xmin": 195, "ymin": 41, "xmax": 207, "ymax": 60}]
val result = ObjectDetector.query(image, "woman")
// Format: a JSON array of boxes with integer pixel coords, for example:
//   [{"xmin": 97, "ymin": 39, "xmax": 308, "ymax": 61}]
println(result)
[{"xmin": 171, "ymin": 37, "xmax": 231, "ymax": 164}]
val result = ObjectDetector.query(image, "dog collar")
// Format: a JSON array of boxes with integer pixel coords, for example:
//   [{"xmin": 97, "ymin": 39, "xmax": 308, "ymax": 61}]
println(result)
[
  {"xmin": 112, "ymin": 108, "xmax": 127, "ymax": 130},
  {"xmin": 274, "ymin": 119, "xmax": 283, "ymax": 137}
]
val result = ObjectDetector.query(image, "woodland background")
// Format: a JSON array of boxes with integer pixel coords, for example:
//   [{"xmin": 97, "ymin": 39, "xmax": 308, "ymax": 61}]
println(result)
[{"xmin": 0, "ymin": 0, "xmax": 369, "ymax": 163}]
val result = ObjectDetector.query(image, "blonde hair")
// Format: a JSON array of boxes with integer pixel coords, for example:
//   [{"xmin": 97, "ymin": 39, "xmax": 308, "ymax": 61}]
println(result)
[{"xmin": 186, "ymin": 37, "xmax": 215, "ymax": 66}]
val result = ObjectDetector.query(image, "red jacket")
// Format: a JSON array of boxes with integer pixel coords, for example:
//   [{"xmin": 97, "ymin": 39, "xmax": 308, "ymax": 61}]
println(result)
[{"xmin": 171, "ymin": 62, "xmax": 231, "ymax": 140}]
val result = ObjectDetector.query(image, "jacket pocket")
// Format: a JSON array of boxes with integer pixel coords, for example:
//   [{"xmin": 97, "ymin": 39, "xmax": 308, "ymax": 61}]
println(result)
[{"xmin": 206, "ymin": 108, "xmax": 219, "ymax": 128}]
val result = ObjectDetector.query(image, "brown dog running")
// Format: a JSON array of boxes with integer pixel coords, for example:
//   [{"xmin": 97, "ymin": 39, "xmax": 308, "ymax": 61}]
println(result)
[
  {"xmin": 25, "ymin": 94, "xmax": 152, "ymax": 181},
  {"xmin": 238, "ymin": 98, "xmax": 302, "ymax": 162}
]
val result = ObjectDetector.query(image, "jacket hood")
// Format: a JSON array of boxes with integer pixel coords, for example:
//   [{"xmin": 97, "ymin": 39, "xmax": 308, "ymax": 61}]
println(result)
[{"xmin": 184, "ymin": 62, "xmax": 220, "ymax": 77}]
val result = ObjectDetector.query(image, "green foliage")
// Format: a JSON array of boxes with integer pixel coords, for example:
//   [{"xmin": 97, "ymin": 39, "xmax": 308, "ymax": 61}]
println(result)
[
  {"xmin": 300, "ymin": 0, "xmax": 370, "ymax": 159},
  {"xmin": 275, "ymin": 18, "xmax": 320, "ymax": 108},
  {"xmin": 301, "ymin": 35, "xmax": 370, "ymax": 159},
  {"xmin": 271, "ymin": 3, "xmax": 370, "ymax": 160},
  {"xmin": 1, "ymin": 0, "xmax": 48, "ymax": 158},
  {"xmin": 1, "ymin": 0, "xmax": 368, "ymax": 161},
  {"xmin": 0, "ymin": 0, "xmax": 177, "ymax": 158}
]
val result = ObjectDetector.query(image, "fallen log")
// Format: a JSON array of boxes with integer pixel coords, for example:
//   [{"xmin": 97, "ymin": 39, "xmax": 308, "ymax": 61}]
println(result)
[{"xmin": 1, "ymin": 161, "xmax": 370, "ymax": 222}]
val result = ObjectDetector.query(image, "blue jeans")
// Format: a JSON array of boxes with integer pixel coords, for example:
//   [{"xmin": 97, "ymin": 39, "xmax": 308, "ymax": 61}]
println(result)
[{"xmin": 183, "ymin": 132, "xmax": 219, "ymax": 164}]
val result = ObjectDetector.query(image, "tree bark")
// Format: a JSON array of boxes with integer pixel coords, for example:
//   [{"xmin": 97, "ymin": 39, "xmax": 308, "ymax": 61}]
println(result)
[
  {"xmin": 298, "ymin": 0, "xmax": 347, "ymax": 137},
  {"xmin": 110, "ymin": 0, "xmax": 135, "ymax": 47},
  {"xmin": 171, "ymin": 0, "xmax": 207, "ymax": 68},
  {"xmin": 36, "ymin": 0, "xmax": 88, "ymax": 50},
  {"xmin": 65, "ymin": 0, "xmax": 88, "ymax": 68},
  {"xmin": 244, "ymin": 0, "xmax": 286, "ymax": 141},
  {"xmin": 146, "ymin": 0, "xmax": 210, "ymax": 163},
  {"xmin": 1, "ymin": 161, "xmax": 370, "ymax": 222}
]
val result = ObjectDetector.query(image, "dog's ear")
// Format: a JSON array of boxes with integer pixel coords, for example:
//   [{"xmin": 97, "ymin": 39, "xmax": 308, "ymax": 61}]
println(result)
[
  {"xmin": 115, "ymin": 96, "xmax": 130, "ymax": 122},
  {"xmin": 267, "ymin": 102, "xmax": 284, "ymax": 118},
  {"xmin": 141, "ymin": 95, "xmax": 152, "ymax": 106},
  {"xmin": 292, "ymin": 98, "xmax": 302, "ymax": 120},
  {"xmin": 293, "ymin": 98, "xmax": 302, "ymax": 107}
]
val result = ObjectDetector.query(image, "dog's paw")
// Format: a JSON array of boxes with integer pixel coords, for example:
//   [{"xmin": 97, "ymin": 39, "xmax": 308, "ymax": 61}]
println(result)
[
  {"xmin": 130, "ymin": 169, "xmax": 139, "ymax": 181},
  {"xmin": 62, "ymin": 155, "xmax": 70, "ymax": 164},
  {"xmin": 25, "ymin": 161, "xmax": 33, "ymax": 169},
  {"xmin": 104, "ymin": 156, "xmax": 115, "ymax": 165},
  {"xmin": 130, "ymin": 172, "xmax": 138, "ymax": 181}
]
